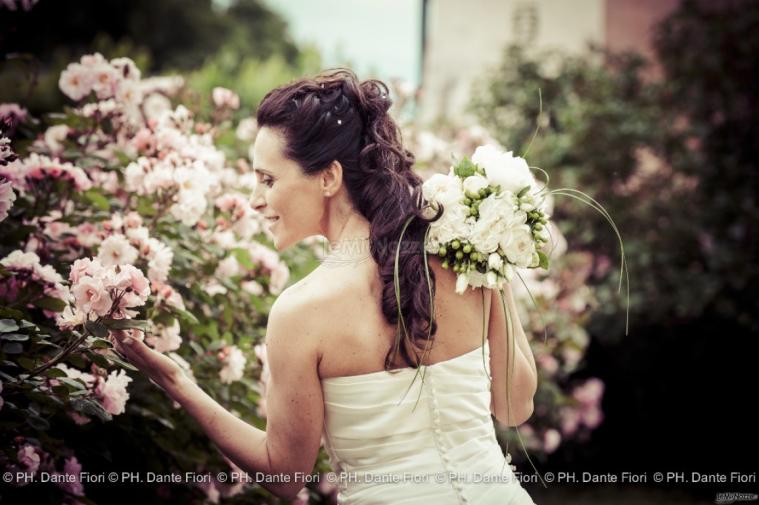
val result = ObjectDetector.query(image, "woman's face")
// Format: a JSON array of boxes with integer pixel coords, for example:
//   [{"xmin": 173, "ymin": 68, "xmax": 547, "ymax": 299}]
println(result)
[{"xmin": 249, "ymin": 126, "xmax": 326, "ymax": 251}]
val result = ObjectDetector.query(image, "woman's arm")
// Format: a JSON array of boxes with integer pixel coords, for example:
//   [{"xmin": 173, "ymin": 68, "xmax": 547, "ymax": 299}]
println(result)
[
  {"xmin": 111, "ymin": 290, "xmax": 324, "ymax": 500},
  {"xmin": 487, "ymin": 283, "xmax": 538, "ymax": 427}
]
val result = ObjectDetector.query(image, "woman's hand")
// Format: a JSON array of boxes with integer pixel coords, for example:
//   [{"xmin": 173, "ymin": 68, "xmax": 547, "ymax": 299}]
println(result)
[{"xmin": 109, "ymin": 329, "xmax": 183, "ymax": 391}]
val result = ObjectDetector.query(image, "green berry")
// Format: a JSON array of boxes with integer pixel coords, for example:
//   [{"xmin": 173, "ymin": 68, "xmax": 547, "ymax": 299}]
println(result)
[
  {"xmin": 463, "ymin": 244, "xmax": 472, "ymax": 254},
  {"xmin": 470, "ymin": 251, "xmax": 479, "ymax": 261},
  {"xmin": 441, "ymin": 260, "xmax": 449, "ymax": 269},
  {"xmin": 451, "ymin": 240, "xmax": 460, "ymax": 250},
  {"xmin": 455, "ymin": 251, "xmax": 464, "ymax": 260},
  {"xmin": 463, "ymin": 197, "xmax": 472, "ymax": 206},
  {"xmin": 438, "ymin": 246, "xmax": 447, "ymax": 256}
]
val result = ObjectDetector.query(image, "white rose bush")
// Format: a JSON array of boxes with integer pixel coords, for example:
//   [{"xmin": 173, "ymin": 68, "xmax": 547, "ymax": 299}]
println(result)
[{"xmin": 0, "ymin": 54, "xmax": 303, "ymax": 504}]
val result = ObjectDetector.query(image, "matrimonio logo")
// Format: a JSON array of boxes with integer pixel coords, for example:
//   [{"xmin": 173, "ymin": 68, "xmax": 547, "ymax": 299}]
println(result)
[
  {"xmin": 317, "ymin": 238, "xmax": 426, "ymax": 268},
  {"xmin": 715, "ymin": 492, "xmax": 758, "ymax": 504}
]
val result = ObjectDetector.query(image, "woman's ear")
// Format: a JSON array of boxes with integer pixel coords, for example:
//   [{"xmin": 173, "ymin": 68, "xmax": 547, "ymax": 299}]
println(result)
[{"xmin": 321, "ymin": 160, "xmax": 343, "ymax": 197}]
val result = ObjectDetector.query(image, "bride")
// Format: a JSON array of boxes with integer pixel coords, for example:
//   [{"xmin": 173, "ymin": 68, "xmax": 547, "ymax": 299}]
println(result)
[{"xmin": 111, "ymin": 69, "xmax": 538, "ymax": 504}]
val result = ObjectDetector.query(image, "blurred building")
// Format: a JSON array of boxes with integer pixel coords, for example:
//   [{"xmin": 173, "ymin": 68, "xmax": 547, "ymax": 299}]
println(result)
[{"xmin": 417, "ymin": 0, "xmax": 680, "ymax": 124}]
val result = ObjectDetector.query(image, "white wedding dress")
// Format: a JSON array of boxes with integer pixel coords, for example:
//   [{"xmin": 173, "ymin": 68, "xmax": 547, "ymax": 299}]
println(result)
[{"xmin": 321, "ymin": 340, "xmax": 536, "ymax": 504}]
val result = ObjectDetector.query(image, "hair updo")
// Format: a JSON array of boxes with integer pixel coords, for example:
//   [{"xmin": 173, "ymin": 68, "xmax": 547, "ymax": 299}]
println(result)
[{"xmin": 256, "ymin": 68, "xmax": 441, "ymax": 370}]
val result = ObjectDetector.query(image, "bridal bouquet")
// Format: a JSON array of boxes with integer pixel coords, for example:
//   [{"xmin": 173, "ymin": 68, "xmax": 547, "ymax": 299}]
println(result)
[{"xmin": 422, "ymin": 145, "xmax": 551, "ymax": 294}]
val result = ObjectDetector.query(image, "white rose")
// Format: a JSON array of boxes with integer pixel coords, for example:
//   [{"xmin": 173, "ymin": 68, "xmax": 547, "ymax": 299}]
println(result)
[
  {"xmin": 479, "ymin": 194, "xmax": 517, "ymax": 227},
  {"xmin": 502, "ymin": 224, "xmax": 536, "ymax": 268},
  {"xmin": 469, "ymin": 219, "xmax": 503, "ymax": 253},
  {"xmin": 430, "ymin": 203, "xmax": 471, "ymax": 244},
  {"xmin": 471, "ymin": 144, "xmax": 537, "ymax": 195},
  {"xmin": 462, "ymin": 174, "xmax": 489, "ymax": 196},
  {"xmin": 422, "ymin": 173, "xmax": 464, "ymax": 208}
]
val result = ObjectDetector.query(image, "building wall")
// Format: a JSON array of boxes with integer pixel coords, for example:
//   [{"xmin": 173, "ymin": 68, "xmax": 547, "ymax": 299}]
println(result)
[
  {"xmin": 418, "ymin": 0, "xmax": 679, "ymax": 125},
  {"xmin": 418, "ymin": 0, "xmax": 605, "ymax": 124},
  {"xmin": 605, "ymin": 0, "xmax": 680, "ymax": 79}
]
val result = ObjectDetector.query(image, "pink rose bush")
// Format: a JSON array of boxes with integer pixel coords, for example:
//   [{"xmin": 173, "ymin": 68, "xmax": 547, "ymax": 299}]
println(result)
[{"xmin": 0, "ymin": 54, "xmax": 301, "ymax": 503}]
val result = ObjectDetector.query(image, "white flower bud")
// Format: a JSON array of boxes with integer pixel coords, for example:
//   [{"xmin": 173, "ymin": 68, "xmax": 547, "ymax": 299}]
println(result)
[
  {"xmin": 455, "ymin": 273, "xmax": 469, "ymax": 294},
  {"xmin": 503, "ymin": 263, "xmax": 515, "ymax": 282},
  {"xmin": 462, "ymin": 174, "xmax": 489, "ymax": 196},
  {"xmin": 486, "ymin": 271, "xmax": 498, "ymax": 288},
  {"xmin": 488, "ymin": 252, "xmax": 503, "ymax": 271}
]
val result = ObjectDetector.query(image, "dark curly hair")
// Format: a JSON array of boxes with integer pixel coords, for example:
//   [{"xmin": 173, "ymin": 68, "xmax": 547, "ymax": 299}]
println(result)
[{"xmin": 256, "ymin": 68, "xmax": 441, "ymax": 370}]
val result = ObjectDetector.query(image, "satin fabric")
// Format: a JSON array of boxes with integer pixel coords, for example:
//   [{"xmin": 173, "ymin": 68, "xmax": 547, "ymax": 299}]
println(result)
[{"xmin": 321, "ymin": 340, "xmax": 536, "ymax": 504}]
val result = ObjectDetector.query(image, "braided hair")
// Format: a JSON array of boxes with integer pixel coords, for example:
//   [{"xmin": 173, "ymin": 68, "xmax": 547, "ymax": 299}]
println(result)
[{"xmin": 256, "ymin": 68, "xmax": 442, "ymax": 369}]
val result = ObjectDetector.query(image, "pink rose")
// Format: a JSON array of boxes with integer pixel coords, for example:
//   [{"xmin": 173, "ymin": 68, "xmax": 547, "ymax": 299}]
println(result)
[{"xmin": 71, "ymin": 276, "xmax": 112, "ymax": 317}]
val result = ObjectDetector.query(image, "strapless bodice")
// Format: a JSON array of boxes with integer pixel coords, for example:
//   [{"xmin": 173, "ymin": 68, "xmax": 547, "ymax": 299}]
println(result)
[{"xmin": 320, "ymin": 341, "xmax": 536, "ymax": 504}]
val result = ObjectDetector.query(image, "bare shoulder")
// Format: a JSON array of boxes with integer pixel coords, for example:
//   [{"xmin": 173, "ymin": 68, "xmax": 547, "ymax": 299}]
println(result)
[{"xmin": 266, "ymin": 266, "xmax": 352, "ymax": 357}]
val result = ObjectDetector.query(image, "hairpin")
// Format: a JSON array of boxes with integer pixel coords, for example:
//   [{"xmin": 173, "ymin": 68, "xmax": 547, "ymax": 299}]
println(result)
[{"xmin": 337, "ymin": 119, "xmax": 342, "ymax": 125}]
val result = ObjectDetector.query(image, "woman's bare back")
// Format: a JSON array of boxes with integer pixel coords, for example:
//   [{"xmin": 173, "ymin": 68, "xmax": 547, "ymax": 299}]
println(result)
[{"xmin": 292, "ymin": 254, "xmax": 492, "ymax": 380}]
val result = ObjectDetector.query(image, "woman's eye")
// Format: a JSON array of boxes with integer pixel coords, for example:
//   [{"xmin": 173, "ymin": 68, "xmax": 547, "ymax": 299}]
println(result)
[{"xmin": 263, "ymin": 177, "xmax": 274, "ymax": 187}]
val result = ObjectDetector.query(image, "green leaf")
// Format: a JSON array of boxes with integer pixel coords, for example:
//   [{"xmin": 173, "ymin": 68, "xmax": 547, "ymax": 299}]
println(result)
[
  {"xmin": 232, "ymin": 248, "xmax": 255, "ymax": 270},
  {"xmin": 105, "ymin": 352, "xmax": 138, "ymax": 371},
  {"xmin": 2, "ymin": 342, "xmax": 23, "ymax": 354},
  {"xmin": 188, "ymin": 340, "xmax": 204, "ymax": 356},
  {"xmin": 1, "ymin": 333, "xmax": 29, "ymax": 341},
  {"xmin": 136, "ymin": 197, "xmax": 157, "ymax": 217},
  {"xmin": 86, "ymin": 351, "xmax": 111, "ymax": 368},
  {"xmin": 102, "ymin": 318, "xmax": 149, "ymax": 332},
  {"xmin": 537, "ymin": 250, "xmax": 549, "ymax": 269},
  {"xmin": 17, "ymin": 357, "xmax": 36, "ymax": 370},
  {"xmin": 0, "ymin": 319, "xmax": 20, "ymax": 332},
  {"xmin": 112, "ymin": 150, "xmax": 132, "ymax": 165},
  {"xmin": 172, "ymin": 307, "xmax": 199, "ymax": 326},
  {"xmin": 58, "ymin": 377, "xmax": 87, "ymax": 391},
  {"xmin": 85, "ymin": 320, "xmax": 108, "ymax": 339},
  {"xmin": 44, "ymin": 368, "xmax": 68, "ymax": 378},
  {"xmin": 453, "ymin": 156, "xmax": 477, "ymax": 178},
  {"xmin": 0, "ymin": 307, "xmax": 24, "ymax": 320},
  {"xmin": 84, "ymin": 189, "xmax": 110, "ymax": 211},
  {"xmin": 67, "ymin": 354, "xmax": 87, "ymax": 368},
  {"xmin": 32, "ymin": 296, "xmax": 67, "ymax": 312},
  {"xmin": 152, "ymin": 312, "xmax": 176, "ymax": 327},
  {"xmin": 70, "ymin": 398, "xmax": 112, "ymax": 422},
  {"xmin": 26, "ymin": 412, "xmax": 50, "ymax": 431},
  {"xmin": 52, "ymin": 384, "xmax": 70, "ymax": 397},
  {"xmin": 89, "ymin": 337, "xmax": 112, "ymax": 349},
  {"xmin": 19, "ymin": 320, "xmax": 38, "ymax": 330}
]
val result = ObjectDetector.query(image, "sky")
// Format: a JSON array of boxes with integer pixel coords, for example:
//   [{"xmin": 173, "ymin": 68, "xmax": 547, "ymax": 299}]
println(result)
[{"xmin": 259, "ymin": 0, "xmax": 423, "ymax": 87}]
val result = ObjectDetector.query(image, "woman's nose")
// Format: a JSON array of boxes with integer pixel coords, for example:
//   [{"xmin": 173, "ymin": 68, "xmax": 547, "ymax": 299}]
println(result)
[{"xmin": 249, "ymin": 183, "xmax": 266, "ymax": 213}]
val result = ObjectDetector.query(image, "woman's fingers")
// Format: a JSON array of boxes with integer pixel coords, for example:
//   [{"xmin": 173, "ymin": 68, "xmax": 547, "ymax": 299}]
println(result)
[
  {"xmin": 109, "ymin": 330, "xmax": 146, "ymax": 364},
  {"xmin": 108, "ymin": 330, "xmax": 182, "ymax": 386}
]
